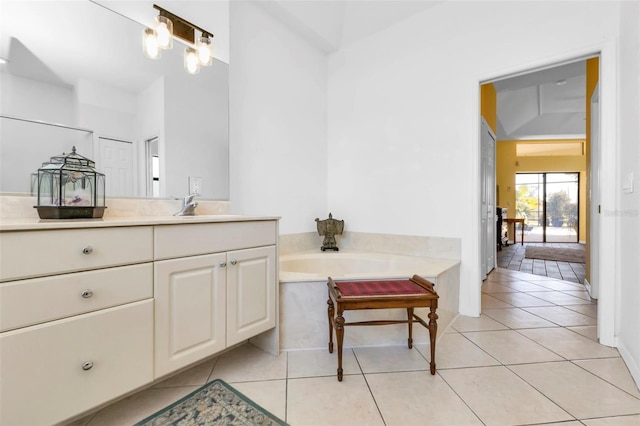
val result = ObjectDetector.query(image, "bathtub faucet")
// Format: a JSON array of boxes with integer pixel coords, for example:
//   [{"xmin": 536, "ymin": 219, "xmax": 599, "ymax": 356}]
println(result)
[{"xmin": 174, "ymin": 194, "xmax": 199, "ymax": 216}]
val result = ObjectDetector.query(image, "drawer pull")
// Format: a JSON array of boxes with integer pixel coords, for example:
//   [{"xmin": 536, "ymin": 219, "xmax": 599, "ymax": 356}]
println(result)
[
  {"xmin": 82, "ymin": 246, "xmax": 94, "ymax": 255},
  {"xmin": 219, "ymin": 261, "xmax": 227, "ymax": 267},
  {"xmin": 230, "ymin": 259, "xmax": 237, "ymax": 265},
  {"xmin": 81, "ymin": 289, "xmax": 94, "ymax": 299},
  {"xmin": 82, "ymin": 361, "xmax": 94, "ymax": 371}
]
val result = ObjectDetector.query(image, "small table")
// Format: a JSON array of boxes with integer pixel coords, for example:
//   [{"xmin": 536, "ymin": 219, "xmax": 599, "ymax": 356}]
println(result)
[
  {"xmin": 504, "ymin": 218, "xmax": 525, "ymax": 245},
  {"xmin": 327, "ymin": 275, "xmax": 439, "ymax": 381}
]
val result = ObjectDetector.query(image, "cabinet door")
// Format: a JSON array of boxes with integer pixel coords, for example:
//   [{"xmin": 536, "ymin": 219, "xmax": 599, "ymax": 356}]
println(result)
[
  {"xmin": 0, "ymin": 300, "xmax": 153, "ymax": 426},
  {"xmin": 227, "ymin": 246, "xmax": 276, "ymax": 347},
  {"xmin": 154, "ymin": 253, "xmax": 227, "ymax": 378}
]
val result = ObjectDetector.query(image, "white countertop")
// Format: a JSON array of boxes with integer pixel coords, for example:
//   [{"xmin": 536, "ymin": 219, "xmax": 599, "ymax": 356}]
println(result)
[{"xmin": 0, "ymin": 215, "xmax": 281, "ymax": 231}]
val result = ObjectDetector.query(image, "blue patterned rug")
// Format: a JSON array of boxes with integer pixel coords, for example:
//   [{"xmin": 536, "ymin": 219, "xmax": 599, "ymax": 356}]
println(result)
[{"xmin": 135, "ymin": 379, "xmax": 287, "ymax": 426}]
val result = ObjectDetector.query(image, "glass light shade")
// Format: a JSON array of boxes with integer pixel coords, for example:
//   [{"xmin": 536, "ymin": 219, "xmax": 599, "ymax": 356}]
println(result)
[
  {"xmin": 142, "ymin": 28, "xmax": 161, "ymax": 59},
  {"xmin": 155, "ymin": 15, "xmax": 173, "ymax": 49},
  {"xmin": 196, "ymin": 35, "xmax": 213, "ymax": 66},
  {"xmin": 184, "ymin": 47, "xmax": 200, "ymax": 74}
]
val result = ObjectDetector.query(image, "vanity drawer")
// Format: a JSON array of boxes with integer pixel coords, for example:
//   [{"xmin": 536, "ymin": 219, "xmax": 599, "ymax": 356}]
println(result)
[
  {"xmin": 0, "ymin": 299, "xmax": 153, "ymax": 426},
  {"xmin": 0, "ymin": 226, "xmax": 153, "ymax": 281},
  {"xmin": 0, "ymin": 263, "xmax": 153, "ymax": 332},
  {"xmin": 154, "ymin": 220, "xmax": 277, "ymax": 259}
]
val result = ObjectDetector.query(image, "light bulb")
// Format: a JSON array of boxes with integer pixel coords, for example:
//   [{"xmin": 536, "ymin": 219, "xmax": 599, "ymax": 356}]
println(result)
[
  {"xmin": 196, "ymin": 35, "xmax": 213, "ymax": 66},
  {"xmin": 142, "ymin": 28, "xmax": 161, "ymax": 59},
  {"xmin": 155, "ymin": 15, "xmax": 173, "ymax": 49},
  {"xmin": 184, "ymin": 48, "xmax": 200, "ymax": 74}
]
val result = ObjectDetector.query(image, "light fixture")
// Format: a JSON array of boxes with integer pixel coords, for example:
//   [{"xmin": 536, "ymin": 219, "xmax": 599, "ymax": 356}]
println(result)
[
  {"xmin": 142, "ymin": 4, "xmax": 214, "ymax": 74},
  {"xmin": 142, "ymin": 28, "xmax": 161, "ymax": 59},
  {"xmin": 184, "ymin": 47, "xmax": 200, "ymax": 75},
  {"xmin": 196, "ymin": 34, "xmax": 213, "ymax": 66}
]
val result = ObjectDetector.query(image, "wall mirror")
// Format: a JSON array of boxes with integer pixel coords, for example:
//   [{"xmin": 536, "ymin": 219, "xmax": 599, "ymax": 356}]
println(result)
[{"xmin": 0, "ymin": 0, "xmax": 229, "ymax": 200}]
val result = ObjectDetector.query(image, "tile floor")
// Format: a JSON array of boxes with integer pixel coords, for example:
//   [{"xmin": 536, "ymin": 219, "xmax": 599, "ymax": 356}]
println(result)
[
  {"xmin": 70, "ymin": 268, "xmax": 640, "ymax": 426},
  {"xmin": 497, "ymin": 242, "xmax": 586, "ymax": 283}
]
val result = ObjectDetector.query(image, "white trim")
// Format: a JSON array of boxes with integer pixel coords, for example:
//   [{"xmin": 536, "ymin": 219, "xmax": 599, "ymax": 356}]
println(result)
[
  {"xmin": 595, "ymin": 39, "xmax": 618, "ymax": 348},
  {"xmin": 618, "ymin": 341, "xmax": 640, "ymax": 393}
]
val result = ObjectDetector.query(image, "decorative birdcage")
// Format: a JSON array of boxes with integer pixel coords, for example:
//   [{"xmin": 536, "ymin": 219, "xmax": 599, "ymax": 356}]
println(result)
[{"xmin": 34, "ymin": 146, "xmax": 106, "ymax": 219}]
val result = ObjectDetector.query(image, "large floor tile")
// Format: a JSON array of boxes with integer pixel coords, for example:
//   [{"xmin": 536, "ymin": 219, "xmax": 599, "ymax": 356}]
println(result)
[
  {"xmin": 518, "ymin": 327, "xmax": 620, "ymax": 360},
  {"xmin": 574, "ymin": 358, "xmax": 640, "ymax": 398},
  {"xmin": 439, "ymin": 366, "xmax": 573, "ymax": 426},
  {"xmin": 366, "ymin": 371, "xmax": 482, "ymax": 425},
  {"xmin": 416, "ymin": 333, "xmax": 500, "ymax": 369},
  {"xmin": 451, "ymin": 313, "xmax": 509, "ymax": 332},
  {"xmin": 153, "ymin": 358, "xmax": 216, "ymax": 388},
  {"xmin": 211, "ymin": 343, "xmax": 287, "ymax": 382},
  {"xmin": 509, "ymin": 361, "xmax": 640, "ymax": 419},
  {"xmin": 567, "ymin": 325, "xmax": 598, "ymax": 341},
  {"xmin": 83, "ymin": 386, "xmax": 199, "ymax": 425},
  {"xmin": 463, "ymin": 330, "xmax": 563, "ymax": 364},
  {"xmin": 481, "ymin": 281, "xmax": 519, "ymax": 293},
  {"xmin": 499, "ymin": 280, "xmax": 555, "ymax": 292},
  {"xmin": 481, "ymin": 293, "xmax": 514, "ymax": 308},
  {"xmin": 523, "ymin": 306, "xmax": 598, "ymax": 326},
  {"xmin": 526, "ymin": 291, "xmax": 594, "ymax": 305},
  {"xmin": 286, "ymin": 375, "xmax": 384, "ymax": 426},
  {"xmin": 353, "ymin": 345, "xmax": 429, "ymax": 374},
  {"xmin": 231, "ymin": 379, "xmax": 287, "ymax": 422},
  {"xmin": 582, "ymin": 414, "xmax": 640, "ymax": 425},
  {"xmin": 564, "ymin": 303, "xmax": 598, "ymax": 318},
  {"xmin": 287, "ymin": 348, "xmax": 360, "ymax": 378},
  {"xmin": 524, "ymin": 279, "xmax": 584, "ymax": 291},
  {"xmin": 489, "ymin": 291, "xmax": 556, "ymax": 307},
  {"xmin": 482, "ymin": 307, "xmax": 558, "ymax": 329}
]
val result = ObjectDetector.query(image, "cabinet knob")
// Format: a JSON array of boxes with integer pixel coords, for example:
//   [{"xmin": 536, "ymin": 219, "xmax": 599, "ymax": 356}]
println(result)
[
  {"xmin": 219, "ymin": 262, "xmax": 227, "ymax": 267},
  {"xmin": 82, "ymin": 246, "xmax": 94, "ymax": 255},
  {"xmin": 81, "ymin": 361, "xmax": 94, "ymax": 371},
  {"xmin": 81, "ymin": 289, "xmax": 94, "ymax": 299},
  {"xmin": 230, "ymin": 259, "xmax": 237, "ymax": 265}
]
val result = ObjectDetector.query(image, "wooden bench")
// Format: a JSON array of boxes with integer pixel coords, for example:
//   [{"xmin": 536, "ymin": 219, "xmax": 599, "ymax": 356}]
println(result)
[{"xmin": 327, "ymin": 274, "xmax": 439, "ymax": 381}]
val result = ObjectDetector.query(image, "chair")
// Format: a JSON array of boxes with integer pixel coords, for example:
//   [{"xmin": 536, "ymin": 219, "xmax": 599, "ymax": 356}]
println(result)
[{"xmin": 326, "ymin": 274, "xmax": 439, "ymax": 381}]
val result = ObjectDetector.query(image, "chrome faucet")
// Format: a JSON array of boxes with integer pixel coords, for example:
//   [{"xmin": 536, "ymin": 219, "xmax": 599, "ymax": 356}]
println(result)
[{"xmin": 174, "ymin": 194, "xmax": 199, "ymax": 216}]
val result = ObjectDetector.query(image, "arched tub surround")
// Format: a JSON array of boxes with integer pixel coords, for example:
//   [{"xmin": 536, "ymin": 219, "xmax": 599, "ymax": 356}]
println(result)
[{"xmin": 278, "ymin": 231, "xmax": 461, "ymax": 351}]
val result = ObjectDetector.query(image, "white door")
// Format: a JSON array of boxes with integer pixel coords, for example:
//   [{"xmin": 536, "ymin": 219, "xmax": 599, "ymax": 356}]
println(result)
[
  {"xmin": 99, "ymin": 137, "xmax": 134, "ymax": 197},
  {"xmin": 588, "ymin": 83, "xmax": 600, "ymax": 299},
  {"xmin": 480, "ymin": 118, "xmax": 497, "ymax": 278}
]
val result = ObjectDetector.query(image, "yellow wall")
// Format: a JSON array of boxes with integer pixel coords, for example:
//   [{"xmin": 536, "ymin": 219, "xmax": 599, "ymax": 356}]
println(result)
[
  {"xmin": 480, "ymin": 83, "xmax": 497, "ymax": 133},
  {"xmin": 496, "ymin": 139, "xmax": 587, "ymax": 241}
]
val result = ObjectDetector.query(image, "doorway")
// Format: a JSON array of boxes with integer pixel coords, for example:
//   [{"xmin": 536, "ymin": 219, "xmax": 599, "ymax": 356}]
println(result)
[{"xmin": 515, "ymin": 172, "xmax": 579, "ymax": 243}]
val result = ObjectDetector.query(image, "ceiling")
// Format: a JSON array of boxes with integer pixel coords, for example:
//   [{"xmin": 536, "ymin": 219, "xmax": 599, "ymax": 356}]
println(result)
[{"xmin": 259, "ymin": 0, "xmax": 587, "ymax": 141}]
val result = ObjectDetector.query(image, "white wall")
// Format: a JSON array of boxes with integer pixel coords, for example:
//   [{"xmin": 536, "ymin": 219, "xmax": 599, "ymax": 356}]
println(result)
[
  {"xmin": 616, "ymin": 0, "xmax": 640, "ymax": 385},
  {"xmin": 326, "ymin": 0, "xmax": 639, "ymax": 385},
  {"xmin": 229, "ymin": 1, "xmax": 327, "ymax": 233}
]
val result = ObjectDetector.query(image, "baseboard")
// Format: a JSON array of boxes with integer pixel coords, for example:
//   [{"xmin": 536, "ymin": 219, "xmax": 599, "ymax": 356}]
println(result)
[
  {"xmin": 584, "ymin": 279, "xmax": 594, "ymax": 298},
  {"xmin": 618, "ymin": 342, "xmax": 640, "ymax": 394},
  {"xmin": 579, "ymin": 240, "xmax": 586, "ymax": 244}
]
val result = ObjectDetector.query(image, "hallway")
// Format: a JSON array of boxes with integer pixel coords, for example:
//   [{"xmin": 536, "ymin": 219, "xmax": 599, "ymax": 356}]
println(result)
[{"xmin": 497, "ymin": 242, "xmax": 586, "ymax": 283}]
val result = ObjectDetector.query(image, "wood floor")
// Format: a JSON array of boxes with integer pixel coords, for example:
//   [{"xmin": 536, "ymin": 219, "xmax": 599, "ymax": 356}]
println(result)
[{"xmin": 496, "ymin": 242, "xmax": 586, "ymax": 284}]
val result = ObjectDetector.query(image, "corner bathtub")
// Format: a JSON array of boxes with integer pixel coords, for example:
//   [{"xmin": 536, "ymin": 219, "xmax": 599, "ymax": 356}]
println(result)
[{"xmin": 278, "ymin": 250, "xmax": 460, "ymax": 350}]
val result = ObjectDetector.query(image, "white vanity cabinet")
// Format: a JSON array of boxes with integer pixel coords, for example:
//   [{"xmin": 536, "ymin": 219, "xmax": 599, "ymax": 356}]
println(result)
[
  {"xmin": 0, "ymin": 227, "xmax": 154, "ymax": 426},
  {"xmin": 0, "ymin": 216, "xmax": 279, "ymax": 425},
  {"xmin": 153, "ymin": 221, "xmax": 277, "ymax": 378}
]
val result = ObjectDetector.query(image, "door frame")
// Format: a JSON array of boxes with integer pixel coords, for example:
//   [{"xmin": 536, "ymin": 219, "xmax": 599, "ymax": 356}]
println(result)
[{"xmin": 475, "ymin": 40, "xmax": 617, "ymax": 347}]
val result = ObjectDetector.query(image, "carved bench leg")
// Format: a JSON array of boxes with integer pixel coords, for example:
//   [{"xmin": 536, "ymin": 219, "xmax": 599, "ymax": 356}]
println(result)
[
  {"xmin": 336, "ymin": 312, "xmax": 345, "ymax": 381},
  {"xmin": 327, "ymin": 296, "xmax": 335, "ymax": 353},
  {"xmin": 428, "ymin": 306, "xmax": 438, "ymax": 375},
  {"xmin": 407, "ymin": 308, "xmax": 414, "ymax": 349}
]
